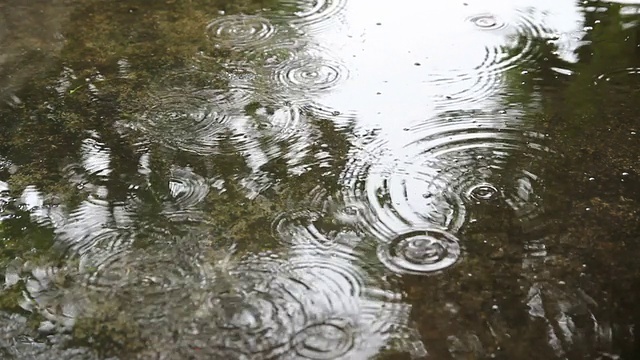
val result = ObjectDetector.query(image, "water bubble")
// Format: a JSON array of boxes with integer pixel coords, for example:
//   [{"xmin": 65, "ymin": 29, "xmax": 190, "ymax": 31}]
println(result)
[
  {"xmin": 466, "ymin": 183, "xmax": 500, "ymax": 202},
  {"xmin": 377, "ymin": 229, "xmax": 461, "ymax": 275},
  {"xmin": 206, "ymin": 14, "xmax": 275, "ymax": 50},
  {"xmin": 272, "ymin": 188, "xmax": 364, "ymax": 251},
  {"xmin": 468, "ymin": 13, "xmax": 506, "ymax": 30}
]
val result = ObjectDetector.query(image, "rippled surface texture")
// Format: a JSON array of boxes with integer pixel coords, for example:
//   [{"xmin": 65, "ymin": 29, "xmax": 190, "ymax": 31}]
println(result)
[{"xmin": 1, "ymin": 0, "xmax": 640, "ymax": 359}]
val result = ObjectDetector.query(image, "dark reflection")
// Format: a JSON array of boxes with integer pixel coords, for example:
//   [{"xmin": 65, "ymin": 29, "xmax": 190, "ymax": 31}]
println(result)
[{"xmin": 0, "ymin": 0, "xmax": 639, "ymax": 359}]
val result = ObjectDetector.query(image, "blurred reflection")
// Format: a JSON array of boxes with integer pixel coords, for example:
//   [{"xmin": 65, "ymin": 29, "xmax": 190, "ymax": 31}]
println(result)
[{"xmin": 0, "ymin": 0, "xmax": 639, "ymax": 359}]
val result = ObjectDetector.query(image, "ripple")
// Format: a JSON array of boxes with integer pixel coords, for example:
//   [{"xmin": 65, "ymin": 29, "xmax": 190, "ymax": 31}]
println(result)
[
  {"xmin": 377, "ymin": 229, "xmax": 461, "ymax": 275},
  {"xmin": 273, "ymin": 56, "xmax": 348, "ymax": 96},
  {"xmin": 167, "ymin": 166, "xmax": 209, "ymax": 208},
  {"xmin": 431, "ymin": 9, "xmax": 552, "ymax": 110},
  {"xmin": 272, "ymin": 187, "xmax": 365, "ymax": 251},
  {"xmin": 270, "ymin": 0, "xmax": 347, "ymax": 33},
  {"xmin": 206, "ymin": 14, "xmax": 276, "ymax": 50},
  {"xmin": 80, "ymin": 137, "xmax": 111, "ymax": 178},
  {"xmin": 82, "ymin": 246, "xmax": 201, "ymax": 293},
  {"xmin": 339, "ymin": 111, "xmax": 558, "ymax": 240},
  {"xmin": 194, "ymin": 256, "xmax": 309, "ymax": 358},
  {"xmin": 467, "ymin": 13, "xmax": 508, "ymax": 31},
  {"xmin": 466, "ymin": 183, "xmax": 500, "ymax": 202},
  {"xmin": 293, "ymin": 318, "xmax": 355, "ymax": 359},
  {"xmin": 71, "ymin": 228, "xmax": 134, "ymax": 274},
  {"xmin": 246, "ymin": 38, "xmax": 308, "ymax": 67},
  {"xmin": 136, "ymin": 91, "xmax": 234, "ymax": 155}
]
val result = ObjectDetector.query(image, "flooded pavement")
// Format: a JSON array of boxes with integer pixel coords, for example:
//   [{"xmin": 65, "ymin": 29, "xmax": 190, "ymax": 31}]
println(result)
[{"xmin": 0, "ymin": 0, "xmax": 639, "ymax": 359}]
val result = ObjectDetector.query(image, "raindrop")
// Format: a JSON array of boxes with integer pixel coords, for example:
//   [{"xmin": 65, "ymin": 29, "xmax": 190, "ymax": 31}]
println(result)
[{"xmin": 377, "ymin": 229, "xmax": 461, "ymax": 275}]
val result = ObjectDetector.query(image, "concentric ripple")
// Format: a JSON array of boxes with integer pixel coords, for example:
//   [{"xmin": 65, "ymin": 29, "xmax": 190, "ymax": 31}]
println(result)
[
  {"xmin": 339, "ymin": 111, "xmax": 559, "ymax": 243},
  {"xmin": 431, "ymin": 9, "xmax": 553, "ymax": 110},
  {"xmin": 377, "ymin": 229, "xmax": 461, "ymax": 275},
  {"xmin": 269, "ymin": 0, "xmax": 347, "ymax": 33},
  {"xmin": 272, "ymin": 186, "xmax": 365, "ymax": 251},
  {"xmin": 193, "ymin": 255, "xmax": 310, "ymax": 358},
  {"xmin": 292, "ymin": 318, "xmax": 355, "ymax": 359},
  {"xmin": 467, "ymin": 13, "xmax": 508, "ymax": 31},
  {"xmin": 136, "ymin": 91, "xmax": 233, "ymax": 155},
  {"xmin": 246, "ymin": 38, "xmax": 308, "ymax": 67},
  {"xmin": 206, "ymin": 14, "xmax": 276, "ymax": 50},
  {"xmin": 273, "ymin": 56, "xmax": 348, "ymax": 96},
  {"xmin": 167, "ymin": 166, "xmax": 209, "ymax": 208}
]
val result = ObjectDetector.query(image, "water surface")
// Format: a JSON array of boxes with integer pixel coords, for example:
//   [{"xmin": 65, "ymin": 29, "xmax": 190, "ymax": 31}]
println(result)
[{"xmin": 1, "ymin": 0, "xmax": 639, "ymax": 359}]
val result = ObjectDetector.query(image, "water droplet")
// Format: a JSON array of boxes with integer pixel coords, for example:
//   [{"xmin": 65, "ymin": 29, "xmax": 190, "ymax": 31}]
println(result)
[
  {"xmin": 468, "ymin": 13, "xmax": 505, "ymax": 30},
  {"xmin": 467, "ymin": 183, "xmax": 499, "ymax": 201}
]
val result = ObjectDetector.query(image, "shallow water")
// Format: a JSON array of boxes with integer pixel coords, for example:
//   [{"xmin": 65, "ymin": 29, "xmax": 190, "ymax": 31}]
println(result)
[{"xmin": 0, "ymin": 0, "xmax": 639, "ymax": 359}]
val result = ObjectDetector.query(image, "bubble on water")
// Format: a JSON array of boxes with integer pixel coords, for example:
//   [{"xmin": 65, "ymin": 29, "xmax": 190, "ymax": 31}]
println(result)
[
  {"xmin": 466, "ymin": 183, "xmax": 500, "ymax": 202},
  {"xmin": 206, "ymin": 14, "xmax": 276, "ymax": 50},
  {"xmin": 377, "ymin": 229, "xmax": 461, "ymax": 275},
  {"xmin": 468, "ymin": 13, "xmax": 507, "ymax": 30}
]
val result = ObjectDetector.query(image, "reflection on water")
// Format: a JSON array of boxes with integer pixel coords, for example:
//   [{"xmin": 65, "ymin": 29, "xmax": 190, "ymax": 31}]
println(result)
[{"xmin": 1, "ymin": 0, "xmax": 639, "ymax": 359}]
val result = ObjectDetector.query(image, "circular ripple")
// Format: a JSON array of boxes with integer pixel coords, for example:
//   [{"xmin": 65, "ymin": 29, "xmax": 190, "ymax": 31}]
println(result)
[
  {"xmin": 246, "ymin": 38, "xmax": 308, "ymax": 67},
  {"xmin": 431, "ymin": 9, "xmax": 553, "ymax": 110},
  {"xmin": 137, "ymin": 91, "xmax": 233, "ymax": 155},
  {"xmin": 167, "ymin": 166, "xmax": 209, "ymax": 208},
  {"xmin": 339, "ymin": 111, "xmax": 558, "ymax": 240},
  {"xmin": 377, "ymin": 229, "xmax": 461, "ymax": 275},
  {"xmin": 273, "ymin": 56, "xmax": 348, "ymax": 95},
  {"xmin": 195, "ymin": 256, "xmax": 309, "ymax": 358},
  {"xmin": 206, "ymin": 14, "xmax": 276, "ymax": 50},
  {"xmin": 467, "ymin": 13, "xmax": 508, "ymax": 30},
  {"xmin": 270, "ymin": 0, "xmax": 347, "ymax": 33},
  {"xmin": 272, "ymin": 186, "xmax": 366, "ymax": 251},
  {"xmin": 466, "ymin": 183, "xmax": 500, "ymax": 202},
  {"xmin": 293, "ymin": 318, "xmax": 355, "ymax": 359}
]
